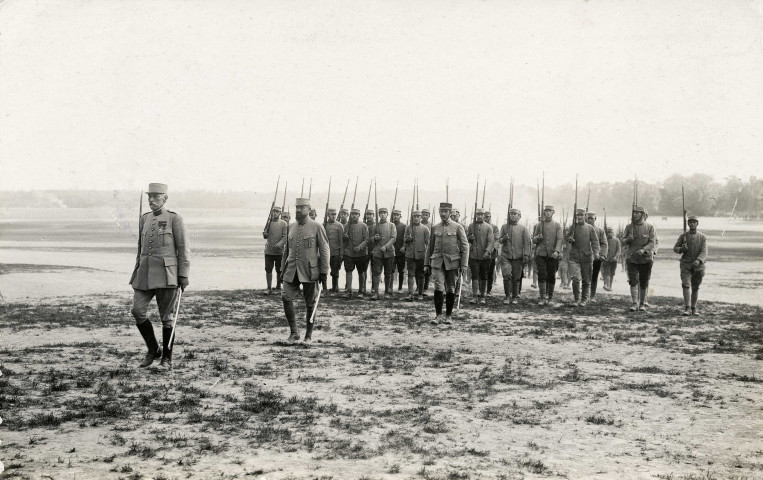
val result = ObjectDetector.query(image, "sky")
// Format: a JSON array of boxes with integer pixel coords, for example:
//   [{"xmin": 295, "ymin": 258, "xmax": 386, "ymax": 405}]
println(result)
[{"xmin": 1, "ymin": 0, "xmax": 761, "ymax": 194}]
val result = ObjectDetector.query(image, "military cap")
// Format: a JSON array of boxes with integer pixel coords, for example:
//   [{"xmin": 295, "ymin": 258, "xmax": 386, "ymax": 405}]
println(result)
[
  {"xmin": 365, "ymin": 209, "xmax": 374, "ymax": 215},
  {"xmin": 412, "ymin": 210, "xmax": 421, "ymax": 216},
  {"xmin": 350, "ymin": 208, "xmax": 361, "ymax": 214},
  {"xmin": 422, "ymin": 208, "xmax": 431, "ymax": 214},
  {"xmin": 309, "ymin": 208, "xmax": 317, "ymax": 213},
  {"xmin": 687, "ymin": 215, "xmax": 699, "ymax": 222},
  {"xmin": 544, "ymin": 205, "xmax": 555, "ymax": 211},
  {"xmin": 475, "ymin": 208, "xmax": 486, "ymax": 214},
  {"xmin": 586, "ymin": 211, "xmax": 596, "ymax": 217},
  {"xmin": 271, "ymin": 206, "xmax": 282, "ymax": 212},
  {"xmin": 392, "ymin": 209, "xmax": 401, "ymax": 215},
  {"xmin": 296, "ymin": 197, "xmax": 311, "ymax": 207},
  {"xmin": 339, "ymin": 207, "xmax": 349, "ymax": 213},
  {"xmin": 451, "ymin": 208, "xmax": 460, "ymax": 214},
  {"xmin": 282, "ymin": 211, "xmax": 291, "ymax": 218},
  {"xmin": 509, "ymin": 208, "xmax": 521, "ymax": 214},
  {"xmin": 379, "ymin": 207, "xmax": 388, "ymax": 213},
  {"xmin": 146, "ymin": 183, "xmax": 168, "ymax": 194},
  {"xmin": 632, "ymin": 206, "xmax": 645, "ymax": 213},
  {"xmin": 575, "ymin": 209, "xmax": 586, "ymax": 215},
  {"xmin": 606, "ymin": 227, "xmax": 614, "ymax": 233},
  {"xmin": 327, "ymin": 208, "xmax": 337, "ymax": 214},
  {"xmin": 439, "ymin": 202, "xmax": 452, "ymax": 209}
]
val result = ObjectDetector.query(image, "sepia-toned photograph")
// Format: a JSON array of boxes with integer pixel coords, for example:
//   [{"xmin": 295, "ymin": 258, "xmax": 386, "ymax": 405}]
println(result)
[{"xmin": 1, "ymin": 1, "xmax": 761, "ymax": 478}]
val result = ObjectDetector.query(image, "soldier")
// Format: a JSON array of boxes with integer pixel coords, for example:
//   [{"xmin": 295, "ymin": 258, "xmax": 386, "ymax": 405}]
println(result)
[
  {"xmin": 281, "ymin": 210, "xmax": 291, "ymax": 225},
  {"xmin": 279, "ymin": 198, "xmax": 330, "ymax": 343},
  {"xmin": 466, "ymin": 209, "xmax": 494, "ymax": 304},
  {"xmin": 359, "ymin": 209, "xmax": 376, "ymax": 296},
  {"xmin": 403, "ymin": 210, "xmax": 430, "ymax": 301},
  {"xmin": 565, "ymin": 209, "xmax": 601, "ymax": 306},
  {"xmin": 424, "ymin": 203, "xmax": 469, "ymax": 324},
  {"xmin": 643, "ymin": 210, "xmax": 659, "ymax": 307},
  {"xmin": 497, "ymin": 208, "xmax": 531, "ymax": 305},
  {"xmin": 585, "ymin": 212, "xmax": 609, "ymax": 303},
  {"xmin": 369, "ymin": 207, "xmax": 397, "ymax": 299},
  {"xmin": 450, "ymin": 208, "xmax": 461, "ymax": 224},
  {"xmin": 262, "ymin": 205, "xmax": 288, "ymax": 295},
  {"xmin": 308, "ymin": 208, "xmax": 317, "ymax": 221},
  {"xmin": 622, "ymin": 206, "xmax": 656, "ymax": 312},
  {"xmin": 338, "ymin": 207, "xmax": 349, "ymax": 227},
  {"xmin": 673, "ymin": 216, "xmax": 707, "ymax": 316},
  {"xmin": 130, "ymin": 183, "xmax": 190, "ymax": 370},
  {"xmin": 342, "ymin": 208, "xmax": 369, "ymax": 299},
  {"xmin": 421, "ymin": 208, "xmax": 432, "ymax": 296},
  {"xmin": 532, "ymin": 205, "xmax": 563, "ymax": 306},
  {"xmin": 601, "ymin": 227, "xmax": 621, "ymax": 291},
  {"xmin": 558, "ymin": 232, "xmax": 571, "ymax": 289},
  {"xmin": 392, "ymin": 209, "xmax": 408, "ymax": 293},
  {"xmin": 484, "ymin": 211, "xmax": 500, "ymax": 297},
  {"xmin": 324, "ymin": 208, "xmax": 345, "ymax": 294}
]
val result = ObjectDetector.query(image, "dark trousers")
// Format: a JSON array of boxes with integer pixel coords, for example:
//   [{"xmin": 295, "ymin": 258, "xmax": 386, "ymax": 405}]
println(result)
[
  {"xmin": 590, "ymin": 259, "xmax": 602, "ymax": 296},
  {"xmin": 395, "ymin": 255, "xmax": 407, "ymax": 288},
  {"xmin": 535, "ymin": 256, "xmax": 559, "ymax": 286},
  {"xmin": 627, "ymin": 262, "xmax": 653, "ymax": 289},
  {"xmin": 131, "ymin": 288, "xmax": 179, "ymax": 328}
]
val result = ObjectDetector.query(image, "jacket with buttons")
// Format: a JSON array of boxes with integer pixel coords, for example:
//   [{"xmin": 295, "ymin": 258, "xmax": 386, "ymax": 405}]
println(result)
[
  {"xmin": 466, "ymin": 222, "xmax": 495, "ymax": 261},
  {"xmin": 605, "ymin": 236, "xmax": 622, "ymax": 262},
  {"xmin": 403, "ymin": 223, "xmax": 430, "ymax": 260},
  {"xmin": 622, "ymin": 220, "xmax": 655, "ymax": 265},
  {"xmin": 532, "ymin": 220, "xmax": 563, "ymax": 257},
  {"xmin": 343, "ymin": 221, "xmax": 369, "ymax": 258},
  {"xmin": 673, "ymin": 231, "xmax": 707, "ymax": 270},
  {"xmin": 264, "ymin": 219, "xmax": 288, "ymax": 255},
  {"xmin": 370, "ymin": 220, "xmax": 397, "ymax": 258},
  {"xmin": 497, "ymin": 222, "xmax": 532, "ymax": 260},
  {"xmin": 393, "ymin": 221, "xmax": 407, "ymax": 256},
  {"xmin": 567, "ymin": 222, "xmax": 601, "ymax": 263},
  {"xmin": 130, "ymin": 208, "xmax": 190, "ymax": 290},
  {"xmin": 425, "ymin": 220, "xmax": 469, "ymax": 270},
  {"xmin": 324, "ymin": 220, "xmax": 344, "ymax": 257},
  {"xmin": 281, "ymin": 218, "xmax": 330, "ymax": 283}
]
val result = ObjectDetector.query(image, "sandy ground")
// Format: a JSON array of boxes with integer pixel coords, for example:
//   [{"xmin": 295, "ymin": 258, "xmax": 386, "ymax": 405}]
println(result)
[{"xmin": 1, "ymin": 289, "xmax": 761, "ymax": 479}]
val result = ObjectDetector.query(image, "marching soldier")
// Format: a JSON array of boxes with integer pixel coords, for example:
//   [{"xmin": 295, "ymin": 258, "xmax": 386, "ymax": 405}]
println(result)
[
  {"xmin": 342, "ymin": 208, "xmax": 369, "ymax": 299},
  {"xmin": 673, "ymin": 216, "xmax": 707, "ymax": 316},
  {"xmin": 324, "ymin": 208, "xmax": 345, "ymax": 294},
  {"xmin": 421, "ymin": 208, "xmax": 432, "ymax": 295},
  {"xmin": 338, "ymin": 207, "xmax": 349, "ymax": 227},
  {"xmin": 566, "ymin": 209, "xmax": 600, "ymax": 306},
  {"xmin": 532, "ymin": 205, "xmax": 563, "ymax": 306},
  {"xmin": 130, "ymin": 183, "xmax": 190, "ymax": 370},
  {"xmin": 263, "ymin": 206, "xmax": 288, "ymax": 295},
  {"xmin": 484, "ymin": 211, "xmax": 500, "ymax": 297},
  {"xmin": 424, "ymin": 202, "xmax": 469, "ymax": 324},
  {"xmin": 467, "ymin": 208, "xmax": 495, "ymax": 304},
  {"xmin": 585, "ymin": 212, "xmax": 608, "ymax": 303},
  {"xmin": 602, "ymin": 227, "xmax": 621, "ymax": 291},
  {"xmin": 622, "ymin": 206, "xmax": 656, "ymax": 311},
  {"xmin": 279, "ymin": 198, "xmax": 330, "ymax": 343},
  {"xmin": 403, "ymin": 210, "xmax": 430, "ymax": 301},
  {"xmin": 497, "ymin": 208, "xmax": 531, "ymax": 305},
  {"xmin": 392, "ymin": 209, "xmax": 408, "ymax": 293},
  {"xmin": 369, "ymin": 207, "xmax": 397, "ymax": 299}
]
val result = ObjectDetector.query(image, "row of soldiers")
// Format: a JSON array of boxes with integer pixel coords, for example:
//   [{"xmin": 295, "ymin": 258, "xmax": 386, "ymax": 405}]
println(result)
[{"xmin": 126, "ymin": 183, "xmax": 709, "ymax": 369}]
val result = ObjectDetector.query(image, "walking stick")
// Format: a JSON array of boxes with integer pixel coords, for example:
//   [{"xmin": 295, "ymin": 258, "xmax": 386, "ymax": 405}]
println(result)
[
  {"xmin": 309, "ymin": 283, "xmax": 322, "ymax": 324},
  {"xmin": 456, "ymin": 271, "xmax": 463, "ymax": 310},
  {"xmin": 168, "ymin": 288, "xmax": 184, "ymax": 347}
]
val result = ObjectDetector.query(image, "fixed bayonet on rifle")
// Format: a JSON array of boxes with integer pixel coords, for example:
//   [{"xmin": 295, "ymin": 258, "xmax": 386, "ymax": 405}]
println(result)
[
  {"xmin": 536, "ymin": 179, "xmax": 541, "ymax": 222},
  {"xmin": 301, "ymin": 178, "xmax": 305, "ymax": 197},
  {"xmin": 472, "ymin": 175, "xmax": 480, "ymax": 234},
  {"xmin": 263, "ymin": 175, "xmax": 281, "ymax": 236},
  {"xmin": 585, "ymin": 186, "xmax": 591, "ymax": 213},
  {"xmin": 340, "ymin": 178, "xmax": 350, "ymax": 210},
  {"xmin": 481, "ymin": 178, "xmax": 486, "ymax": 209},
  {"xmin": 415, "ymin": 178, "xmax": 419, "ymax": 210},
  {"xmin": 308, "ymin": 177, "xmax": 312, "ymax": 199},
  {"xmin": 281, "ymin": 180, "xmax": 288, "ymax": 213},
  {"xmin": 323, "ymin": 177, "xmax": 332, "ymax": 227},
  {"xmin": 572, "ymin": 174, "xmax": 578, "ymax": 242},
  {"xmin": 410, "ymin": 179, "xmax": 416, "ymax": 223},
  {"xmin": 681, "ymin": 181, "xmax": 688, "ymax": 251},
  {"xmin": 446, "ymin": 178, "xmax": 449, "ymax": 203},
  {"xmin": 374, "ymin": 178, "xmax": 379, "ymax": 245},
  {"xmin": 631, "ymin": 175, "xmax": 638, "ymax": 227},
  {"xmin": 350, "ymin": 177, "xmax": 359, "ymax": 211},
  {"xmin": 603, "ymin": 204, "xmax": 608, "ymax": 232},
  {"xmin": 139, "ymin": 190, "xmax": 144, "ymax": 223},
  {"xmin": 364, "ymin": 179, "xmax": 372, "ymax": 215},
  {"xmin": 391, "ymin": 180, "xmax": 399, "ymax": 213}
]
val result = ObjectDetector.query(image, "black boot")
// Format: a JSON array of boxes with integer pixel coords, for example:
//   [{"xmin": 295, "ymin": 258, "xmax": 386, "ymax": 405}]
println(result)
[
  {"xmin": 445, "ymin": 292, "xmax": 455, "ymax": 319},
  {"xmin": 432, "ymin": 290, "xmax": 444, "ymax": 324},
  {"xmin": 546, "ymin": 282, "xmax": 556, "ymax": 307},
  {"xmin": 503, "ymin": 279, "xmax": 512, "ymax": 304},
  {"xmin": 304, "ymin": 306, "xmax": 315, "ymax": 343},
  {"xmin": 283, "ymin": 299, "xmax": 300, "ymax": 342},
  {"xmin": 331, "ymin": 275, "xmax": 338, "ymax": 293},
  {"xmin": 136, "ymin": 321, "xmax": 161, "ymax": 368},
  {"xmin": 161, "ymin": 327, "xmax": 174, "ymax": 370}
]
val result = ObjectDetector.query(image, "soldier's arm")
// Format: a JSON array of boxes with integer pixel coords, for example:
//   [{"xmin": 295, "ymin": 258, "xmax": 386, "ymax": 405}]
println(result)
[
  {"xmin": 672, "ymin": 234, "xmax": 686, "ymax": 254},
  {"xmin": 457, "ymin": 224, "xmax": 470, "ymax": 266},
  {"xmin": 384, "ymin": 223, "xmax": 396, "ymax": 249},
  {"xmin": 281, "ymin": 226, "xmax": 290, "ymax": 269},
  {"xmin": 590, "ymin": 227, "xmax": 600, "ymax": 258},
  {"xmin": 698, "ymin": 234, "xmax": 708, "ymax": 263},
  {"xmin": 643, "ymin": 225, "xmax": 656, "ymax": 253},
  {"xmin": 275, "ymin": 222, "xmax": 287, "ymax": 248},
  {"xmin": 173, "ymin": 214, "xmax": 191, "ymax": 279},
  {"xmin": 317, "ymin": 224, "xmax": 330, "ymax": 274},
  {"xmin": 600, "ymin": 229, "xmax": 608, "ymax": 256},
  {"xmin": 485, "ymin": 224, "xmax": 495, "ymax": 255},
  {"xmin": 522, "ymin": 226, "xmax": 532, "ymax": 257},
  {"xmin": 424, "ymin": 226, "xmax": 436, "ymax": 267},
  {"xmin": 135, "ymin": 214, "xmax": 145, "ymax": 261},
  {"xmin": 553, "ymin": 223, "xmax": 563, "ymax": 254}
]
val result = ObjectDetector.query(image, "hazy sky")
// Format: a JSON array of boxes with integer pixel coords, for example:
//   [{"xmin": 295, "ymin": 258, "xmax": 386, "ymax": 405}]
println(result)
[{"xmin": 1, "ymin": 0, "xmax": 761, "ymax": 193}]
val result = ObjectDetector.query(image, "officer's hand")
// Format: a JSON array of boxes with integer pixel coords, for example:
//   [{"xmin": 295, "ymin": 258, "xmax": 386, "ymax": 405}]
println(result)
[
  {"xmin": 179, "ymin": 276, "xmax": 189, "ymax": 291},
  {"xmin": 692, "ymin": 260, "xmax": 700, "ymax": 267},
  {"xmin": 552, "ymin": 251, "xmax": 560, "ymax": 259},
  {"xmin": 374, "ymin": 234, "xmax": 381, "ymax": 241},
  {"xmin": 423, "ymin": 265, "xmax": 431, "ymax": 276},
  {"xmin": 319, "ymin": 273, "xmax": 327, "ymax": 284},
  {"xmin": 599, "ymin": 255, "xmax": 607, "ymax": 262},
  {"xmin": 262, "ymin": 232, "xmax": 269, "ymax": 239}
]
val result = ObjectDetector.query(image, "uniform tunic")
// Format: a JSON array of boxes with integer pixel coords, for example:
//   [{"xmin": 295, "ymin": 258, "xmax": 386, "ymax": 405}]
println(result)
[
  {"xmin": 370, "ymin": 221, "xmax": 397, "ymax": 258},
  {"xmin": 404, "ymin": 224, "xmax": 430, "ymax": 260},
  {"xmin": 324, "ymin": 220, "xmax": 345, "ymax": 257},
  {"xmin": 394, "ymin": 221, "xmax": 407, "ymax": 256},
  {"xmin": 568, "ymin": 223, "xmax": 601, "ymax": 264},
  {"xmin": 498, "ymin": 223, "xmax": 532, "ymax": 260},
  {"xmin": 623, "ymin": 221, "xmax": 655, "ymax": 264},
  {"xmin": 425, "ymin": 220, "xmax": 470, "ymax": 271},
  {"xmin": 343, "ymin": 221, "xmax": 369, "ymax": 258},
  {"xmin": 593, "ymin": 225, "xmax": 608, "ymax": 260},
  {"xmin": 130, "ymin": 208, "xmax": 190, "ymax": 290},
  {"xmin": 264, "ymin": 219, "xmax": 288, "ymax": 256},
  {"xmin": 673, "ymin": 230, "xmax": 708, "ymax": 288},
  {"xmin": 466, "ymin": 222, "xmax": 495, "ymax": 261},
  {"xmin": 533, "ymin": 220, "xmax": 563, "ymax": 257},
  {"xmin": 281, "ymin": 218, "xmax": 330, "ymax": 283}
]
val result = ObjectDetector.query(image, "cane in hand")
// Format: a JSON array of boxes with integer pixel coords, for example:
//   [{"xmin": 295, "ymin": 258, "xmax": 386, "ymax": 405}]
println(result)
[
  {"xmin": 309, "ymin": 282, "xmax": 322, "ymax": 324},
  {"xmin": 168, "ymin": 287, "xmax": 183, "ymax": 348},
  {"xmin": 456, "ymin": 271, "xmax": 463, "ymax": 310}
]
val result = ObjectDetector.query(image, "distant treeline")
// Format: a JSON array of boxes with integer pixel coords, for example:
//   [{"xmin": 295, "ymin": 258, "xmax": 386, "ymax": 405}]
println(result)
[{"xmin": 2, "ymin": 174, "xmax": 761, "ymax": 217}]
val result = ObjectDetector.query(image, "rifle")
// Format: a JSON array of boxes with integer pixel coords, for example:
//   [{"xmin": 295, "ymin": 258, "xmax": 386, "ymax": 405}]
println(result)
[
  {"xmin": 481, "ymin": 178, "xmax": 486, "ymax": 209},
  {"xmin": 681, "ymin": 181, "xmax": 687, "ymax": 234},
  {"xmin": 301, "ymin": 178, "xmax": 305, "ymax": 197},
  {"xmin": 340, "ymin": 178, "xmax": 350, "ymax": 211},
  {"xmin": 538, "ymin": 172, "xmax": 545, "ymax": 243},
  {"xmin": 446, "ymin": 178, "xmax": 449, "ymax": 203},
  {"xmin": 536, "ymin": 179, "xmax": 541, "ymax": 223},
  {"xmin": 415, "ymin": 178, "xmax": 419, "ymax": 210},
  {"xmin": 350, "ymin": 177, "xmax": 359, "ymax": 211},
  {"xmin": 473, "ymin": 175, "xmax": 480, "ymax": 235},
  {"xmin": 632, "ymin": 175, "xmax": 638, "ymax": 226},
  {"xmin": 391, "ymin": 180, "xmax": 399, "ymax": 213},
  {"xmin": 263, "ymin": 175, "xmax": 281, "ymax": 236},
  {"xmin": 585, "ymin": 185, "xmax": 591, "ymax": 213},
  {"xmin": 323, "ymin": 177, "xmax": 332, "ymax": 228},
  {"xmin": 139, "ymin": 190, "xmax": 144, "ymax": 224},
  {"xmin": 603, "ymin": 204, "xmax": 608, "ymax": 233},
  {"xmin": 281, "ymin": 181, "xmax": 288, "ymax": 213},
  {"xmin": 374, "ymin": 178, "xmax": 379, "ymax": 245},
  {"xmin": 364, "ymin": 179, "xmax": 372, "ymax": 216},
  {"xmin": 409, "ymin": 179, "xmax": 416, "ymax": 224},
  {"xmin": 571, "ymin": 174, "xmax": 578, "ymax": 242},
  {"xmin": 308, "ymin": 177, "xmax": 312, "ymax": 199}
]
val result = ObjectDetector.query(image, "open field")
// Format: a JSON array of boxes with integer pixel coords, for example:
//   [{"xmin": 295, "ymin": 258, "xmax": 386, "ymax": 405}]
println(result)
[{"xmin": 1, "ymin": 290, "xmax": 761, "ymax": 479}]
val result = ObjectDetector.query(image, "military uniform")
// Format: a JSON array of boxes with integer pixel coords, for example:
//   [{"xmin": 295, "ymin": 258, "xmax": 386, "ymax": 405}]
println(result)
[
  {"xmin": 369, "ymin": 208, "xmax": 397, "ymax": 298},
  {"xmin": 484, "ymin": 212, "xmax": 500, "ymax": 296},
  {"xmin": 130, "ymin": 183, "xmax": 190, "ymax": 369},
  {"xmin": 403, "ymin": 211, "xmax": 430, "ymax": 300},
  {"xmin": 280, "ymin": 198, "xmax": 330, "ymax": 342},
  {"xmin": 566, "ymin": 210, "xmax": 601, "ymax": 306},
  {"xmin": 342, "ymin": 208, "xmax": 369, "ymax": 298},
  {"xmin": 559, "ymin": 239, "xmax": 571, "ymax": 289},
  {"xmin": 360, "ymin": 210, "xmax": 376, "ymax": 295},
  {"xmin": 338, "ymin": 207, "xmax": 349, "ymax": 228},
  {"xmin": 324, "ymin": 208, "xmax": 345, "ymax": 293},
  {"xmin": 601, "ymin": 228, "xmax": 621, "ymax": 291},
  {"xmin": 532, "ymin": 206, "xmax": 563, "ymax": 305},
  {"xmin": 392, "ymin": 210, "xmax": 408, "ymax": 292},
  {"xmin": 466, "ymin": 209, "xmax": 495, "ymax": 303},
  {"xmin": 585, "ymin": 212, "xmax": 608, "ymax": 302},
  {"xmin": 263, "ymin": 207, "xmax": 288, "ymax": 294},
  {"xmin": 622, "ymin": 207, "xmax": 656, "ymax": 311},
  {"xmin": 425, "ymin": 203, "xmax": 469, "ymax": 323},
  {"xmin": 420, "ymin": 208, "xmax": 432, "ymax": 294},
  {"xmin": 497, "ymin": 209, "xmax": 532, "ymax": 304},
  {"xmin": 673, "ymin": 216, "xmax": 707, "ymax": 315}
]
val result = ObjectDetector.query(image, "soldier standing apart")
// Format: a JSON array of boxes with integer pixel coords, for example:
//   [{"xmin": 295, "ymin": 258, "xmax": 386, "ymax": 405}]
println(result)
[
  {"xmin": 130, "ymin": 183, "xmax": 190, "ymax": 370},
  {"xmin": 342, "ymin": 208, "xmax": 369, "ymax": 299},
  {"xmin": 279, "ymin": 198, "xmax": 330, "ymax": 343},
  {"xmin": 370, "ymin": 207, "xmax": 397, "ymax": 299},
  {"xmin": 566, "ymin": 209, "xmax": 601, "ymax": 307},
  {"xmin": 622, "ymin": 206, "xmax": 655, "ymax": 312},
  {"xmin": 403, "ymin": 210, "xmax": 430, "ymax": 301},
  {"xmin": 424, "ymin": 203, "xmax": 469, "ymax": 324},
  {"xmin": 498, "ymin": 208, "xmax": 531, "ymax": 305},
  {"xmin": 467, "ymin": 208, "xmax": 495, "ymax": 304},
  {"xmin": 585, "ymin": 212, "xmax": 608, "ymax": 303},
  {"xmin": 601, "ymin": 227, "xmax": 621, "ymax": 291},
  {"xmin": 324, "ymin": 208, "xmax": 344, "ymax": 294},
  {"xmin": 392, "ymin": 209, "xmax": 408, "ymax": 293},
  {"xmin": 421, "ymin": 208, "xmax": 432, "ymax": 295},
  {"xmin": 673, "ymin": 216, "xmax": 707, "ymax": 316},
  {"xmin": 263, "ymin": 206, "xmax": 288, "ymax": 295},
  {"xmin": 484, "ymin": 211, "xmax": 500, "ymax": 296},
  {"xmin": 532, "ymin": 205, "xmax": 563, "ymax": 306}
]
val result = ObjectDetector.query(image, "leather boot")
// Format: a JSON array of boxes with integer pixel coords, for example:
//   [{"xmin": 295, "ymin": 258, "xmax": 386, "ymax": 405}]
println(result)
[
  {"xmin": 431, "ymin": 290, "xmax": 444, "ymax": 324},
  {"xmin": 424, "ymin": 274, "xmax": 430, "ymax": 295},
  {"xmin": 136, "ymin": 321, "xmax": 161, "ymax": 368},
  {"xmin": 503, "ymin": 279, "xmax": 512, "ymax": 304},
  {"xmin": 572, "ymin": 281, "xmax": 580, "ymax": 305},
  {"xmin": 580, "ymin": 283, "xmax": 589, "ymax": 307},
  {"xmin": 538, "ymin": 282, "xmax": 547, "ymax": 305},
  {"xmin": 629, "ymin": 285, "xmax": 639, "ymax": 311},
  {"xmin": 344, "ymin": 273, "xmax": 353, "ymax": 299},
  {"xmin": 444, "ymin": 292, "xmax": 455, "ymax": 322},
  {"xmin": 304, "ymin": 306, "xmax": 315, "ymax": 343},
  {"xmin": 546, "ymin": 283, "xmax": 556, "ymax": 307},
  {"xmin": 406, "ymin": 277, "xmax": 415, "ymax": 301},
  {"xmin": 331, "ymin": 275, "xmax": 338, "ymax": 293},
  {"xmin": 417, "ymin": 274, "xmax": 424, "ymax": 296},
  {"xmin": 638, "ymin": 286, "xmax": 647, "ymax": 310},
  {"xmin": 512, "ymin": 280, "xmax": 522, "ymax": 304},
  {"xmin": 160, "ymin": 327, "xmax": 174, "ymax": 370},
  {"xmin": 691, "ymin": 289, "xmax": 699, "ymax": 315},
  {"xmin": 470, "ymin": 280, "xmax": 479, "ymax": 304},
  {"xmin": 264, "ymin": 272, "xmax": 273, "ymax": 295},
  {"xmin": 682, "ymin": 287, "xmax": 691, "ymax": 310},
  {"xmin": 283, "ymin": 299, "xmax": 300, "ymax": 342},
  {"xmin": 371, "ymin": 275, "xmax": 380, "ymax": 300}
]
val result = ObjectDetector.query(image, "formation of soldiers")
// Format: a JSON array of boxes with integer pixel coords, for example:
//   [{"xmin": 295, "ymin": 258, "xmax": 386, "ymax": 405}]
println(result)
[{"xmin": 128, "ymin": 180, "xmax": 709, "ymax": 368}]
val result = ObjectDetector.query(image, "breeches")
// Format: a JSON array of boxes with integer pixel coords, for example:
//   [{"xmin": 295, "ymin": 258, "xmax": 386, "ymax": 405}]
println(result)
[
  {"xmin": 264, "ymin": 254, "xmax": 282, "ymax": 274},
  {"xmin": 680, "ymin": 265, "xmax": 704, "ymax": 289},
  {"xmin": 131, "ymin": 288, "xmax": 179, "ymax": 328},
  {"xmin": 395, "ymin": 255, "xmax": 406, "ymax": 276},
  {"xmin": 373, "ymin": 256, "xmax": 395, "ymax": 276},
  {"xmin": 627, "ymin": 262, "xmax": 653, "ymax": 288},
  {"xmin": 281, "ymin": 279, "xmax": 319, "ymax": 308},
  {"xmin": 535, "ymin": 256, "xmax": 559, "ymax": 284},
  {"xmin": 329, "ymin": 256, "xmax": 343, "ymax": 276},
  {"xmin": 432, "ymin": 267, "xmax": 458, "ymax": 293},
  {"xmin": 469, "ymin": 258, "xmax": 491, "ymax": 281},
  {"xmin": 500, "ymin": 258, "xmax": 525, "ymax": 281},
  {"xmin": 406, "ymin": 258, "xmax": 425, "ymax": 278},
  {"xmin": 343, "ymin": 255, "xmax": 365, "ymax": 273},
  {"xmin": 569, "ymin": 261, "xmax": 593, "ymax": 283},
  {"xmin": 602, "ymin": 261, "xmax": 618, "ymax": 276}
]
